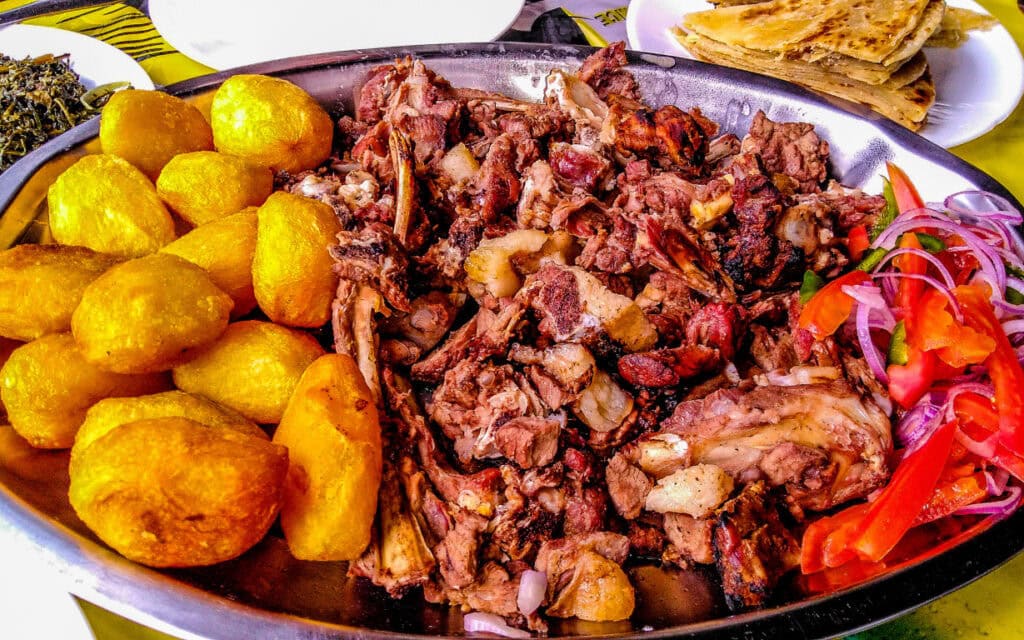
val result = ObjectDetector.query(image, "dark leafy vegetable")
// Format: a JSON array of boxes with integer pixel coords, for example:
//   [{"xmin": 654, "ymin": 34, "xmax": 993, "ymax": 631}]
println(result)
[{"xmin": 0, "ymin": 53, "xmax": 96, "ymax": 172}]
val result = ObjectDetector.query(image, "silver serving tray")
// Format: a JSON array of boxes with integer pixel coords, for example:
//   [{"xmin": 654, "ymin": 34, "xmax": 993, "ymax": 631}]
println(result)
[{"xmin": 0, "ymin": 43, "xmax": 1022, "ymax": 640}]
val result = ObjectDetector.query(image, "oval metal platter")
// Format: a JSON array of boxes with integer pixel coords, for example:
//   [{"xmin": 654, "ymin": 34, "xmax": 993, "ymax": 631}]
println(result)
[{"xmin": 0, "ymin": 42, "xmax": 1022, "ymax": 640}]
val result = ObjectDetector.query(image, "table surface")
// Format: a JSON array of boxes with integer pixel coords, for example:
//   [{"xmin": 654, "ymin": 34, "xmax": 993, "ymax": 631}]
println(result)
[{"xmin": 0, "ymin": 0, "xmax": 1022, "ymax": 638}]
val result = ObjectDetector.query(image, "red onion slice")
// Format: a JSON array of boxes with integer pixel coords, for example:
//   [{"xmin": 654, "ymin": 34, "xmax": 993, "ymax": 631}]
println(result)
[
  {"xmin": 516, "ymin": 570, "xmax": 546, "ymax": 616},
  {"xmin": 871, "ymin": 247, "xmax": 957, "ymax": 290},
  {"xmin": 955, "ymin": 485, "xmax": 1022, "ymax": 517},
  {"xmin": 854, "ymin": 300, "xmax": 889, "ymax": 384},
  {"xmin": 464, "ymin": 613, "xmax": 531, "ymax": 638},
  {"xmin": 985, "ymin": 468, "xmax": 1010, "ymax": 496}
]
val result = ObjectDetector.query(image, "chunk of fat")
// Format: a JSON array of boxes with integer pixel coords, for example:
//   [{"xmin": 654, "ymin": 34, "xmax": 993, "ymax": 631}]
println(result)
[{"xmin": 644, "ymin": 463, "xmax": 735, "ymax": 518}]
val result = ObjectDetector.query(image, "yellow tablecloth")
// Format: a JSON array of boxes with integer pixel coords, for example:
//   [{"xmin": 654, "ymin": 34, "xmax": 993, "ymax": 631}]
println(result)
[{"xmin": 1, "ymin": 0, "xmax": 1022, "ymax": 638}]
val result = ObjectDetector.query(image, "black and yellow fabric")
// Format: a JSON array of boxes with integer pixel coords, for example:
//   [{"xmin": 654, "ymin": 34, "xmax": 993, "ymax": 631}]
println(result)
[{"xmin": 0, "ymin": 0, "xmax": 212, "ymax": 85}]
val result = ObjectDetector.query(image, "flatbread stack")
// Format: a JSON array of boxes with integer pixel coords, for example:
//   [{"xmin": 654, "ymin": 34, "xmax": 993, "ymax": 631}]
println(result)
[{"xmin": 674, "ymin": 0, "xmax": 946, "ymax": 130}]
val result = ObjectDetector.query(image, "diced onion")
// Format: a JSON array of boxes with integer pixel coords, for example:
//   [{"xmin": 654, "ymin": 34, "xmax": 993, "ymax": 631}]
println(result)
[
  {"xmin": 517, "ymin": 570, "xmax": 547, "ymax": 615},
  {"xmin": 463, "ymin": 613, "xmax": 531, "ymax": 638}
]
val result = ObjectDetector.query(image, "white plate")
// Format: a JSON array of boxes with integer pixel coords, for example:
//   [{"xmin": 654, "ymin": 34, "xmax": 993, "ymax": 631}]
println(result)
[
  {"xmin": 149, "ymin": 0, "xmax": 527, "ymax": 71},
  {"xmin": 626, "ymin": 0, "xmax": 1024, "ymax": 148},
  {"xmin": 0, "ymin": 24, "xmax": 154, "ymax": 91}
]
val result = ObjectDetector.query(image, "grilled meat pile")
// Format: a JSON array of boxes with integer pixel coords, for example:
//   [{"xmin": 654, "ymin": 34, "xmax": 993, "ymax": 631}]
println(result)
[{"xmin": 304, "ymin": 42, "xmax": 894, "ymax": 630}]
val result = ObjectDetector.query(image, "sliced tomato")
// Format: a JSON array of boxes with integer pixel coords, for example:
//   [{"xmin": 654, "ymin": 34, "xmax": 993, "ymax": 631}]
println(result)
[
  {"xmin": 887, "ymin": 345, "xmax": 936, "ymax": 410},
  {"xmin": 850, "ymin": 419, "xmax": 959, "ymax": 562},
  {"xmin": 800, "ymin": 502, "xmax": 871, "ymax": 574},
  {"xmin": 797, "ymin": 270, "xmax": 872, "ymax": 340},
  {"xmin": 886, "ymin": 162, "xmax": 925, "ymax": 214},
  {"xmin": 847, "ymin": 224, "xmax": 871, "ymax": 261},
  {"xmin": 954, "ymin": 285, "xmax": 1024, "ymax": 458},
  {"xmin": 893, "ymin": 232, "xmax": 926, "ymax": 315},
  {"xmin": 906, "ymin": 289, "xmax": 995, "ymax": 368},
  {"xmin": 912, "ymin": 472, "xmax": 988, "ymax": 526}
]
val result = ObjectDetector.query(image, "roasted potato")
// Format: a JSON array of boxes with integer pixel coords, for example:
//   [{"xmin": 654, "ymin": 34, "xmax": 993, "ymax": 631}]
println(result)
[
  {"xmin": 273, "ymin": 354, "xmax": 382, "ymax": 560},
  {"xmin": 72, "ymin": 253, "xmax": 233, "ymax": 374},
  {"xmin": 253, "ymin": 192, "xmax": 340, "ymax": 328},
  {"xmin": 74, "ymin": 390, "xmax": 265, "ymax": 462},
  {"xmin": 0, "ymin": 244, "xmax": 120, "ymax": 341},
  {"xmin": 69, "ymin": 416, "xmax": 288, "ymax": 567},
  {"xmin": 156, "ymin": 151, "xmax": 273, "ymax": 227},
  {"xmin": 0, "ymin": 334, "xmax": 168, "ymax": 449},
  {"xmin": 172, "ymin": 320, "xmax": 324, "ymax": 424},
  {"xmin": 100, "ymin": 89, "xmax": 214, "ymax": 181},
  {"xmin": 47, "ymin": 154, "xmax": 177, "ymax": 257},
  {"xmin": 210, "ymin": 74, "xmax": 333, "ymax": 174},
  {"xmin": 160, "ymin": 211, "xmax": 258, "ymax": 317}
]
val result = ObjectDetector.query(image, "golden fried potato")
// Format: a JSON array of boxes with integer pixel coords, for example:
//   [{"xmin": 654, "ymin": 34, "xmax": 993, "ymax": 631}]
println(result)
[
  {"xmin": 48, "ymin": 154, "xmax": 177, "ymax": 258},
  {"xmin": 0, "ymin": 334, "xmax": 168, "ymax": 449},
  {"xmin": 0, "ymin": 244, "xmax": 121, "ymax": 341},
  {"xmin": 160, "ymin": 211, "xmax": 258, "ymax": 317},
  {"xmin": 253, "ymin": 192, "xmax": 340, "ymax": 328},
  {"xmin": 69, "ymin": 416, "xmax": 287, "ymax": 567},
  {"xmin": 156, "ymin": 151, "xmax": 273, "ymax": 227},
  {"xmin": 273, "ymin": 354, "xmax": 382, "ymax": 560},
  {"xmin": 546, "ymin": 551, "xmax": 635, "ymax": 621},
  {"xmin": 210, "ymin": 74, "xmax": 333, "ymax": 174},
  {"xmin": 74, "ymin": 390, "xmax": 265, "ymax": 462},
  {"xmin": 172, "ymin": 320, "xmax": 324, "ymax": 424},
  {"xmin": 100, "ymin": 89, "xmax": 214, "ymax": 181},
  {"xmin": 72, "ymin": 253, "xmax": 233, "ymax": 374}
]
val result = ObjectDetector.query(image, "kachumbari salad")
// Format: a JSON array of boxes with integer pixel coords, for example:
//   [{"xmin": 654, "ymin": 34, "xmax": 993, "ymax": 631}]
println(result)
[{"xmin": 797, "ymin": 164, "xmax": 1024, "ymax": 588}]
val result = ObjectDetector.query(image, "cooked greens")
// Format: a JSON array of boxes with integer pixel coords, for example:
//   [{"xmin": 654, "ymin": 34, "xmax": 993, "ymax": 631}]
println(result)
[{"xmin": 0, "ymin": 53, "xmax": 92, "ymax": 172}]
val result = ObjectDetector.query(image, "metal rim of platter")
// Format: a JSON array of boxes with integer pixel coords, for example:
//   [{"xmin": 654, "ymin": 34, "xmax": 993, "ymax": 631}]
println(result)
[{"xmin": 0, "ymin": 41, "xmax": 1022, "ymax": 640}]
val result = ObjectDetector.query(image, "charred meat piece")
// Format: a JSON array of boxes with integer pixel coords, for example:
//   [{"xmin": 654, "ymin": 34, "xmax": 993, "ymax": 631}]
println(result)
[
  {"xmin": 664, "ymin": 512, "xmax": 715, "ymax": 565},
  {"xmin": 471, "ymin": 134, "xmax": 523, "ymax": 222},
  {"xmin": 435, "ymin": 509, "xmax": 489, "ymax": 589},
  {"xmin": 662, "ymin": 378, "xmax": 892, "ymax": 511},
  {"xmin": 379, "ymin": 291, "xmax": 465, "ymax": 365},
  {"xmin": 384, "ymin": 59, "xmax": 462, "ymax": 165},
  {"xmin": 606, "ymin": 98, "xmax": 709, "ymax": 175},
  {"xmin": 331, "ymin": 222, "xmax": 412, "ymax": 312},
  {"xmin": 494, "ymin": 415, "xmax": 563, "ymax": 469},
  {"xmin": 428, "ymin": 360, "xmax": 544, "ymax": 464},
  {"xmin": 606, "ymin": 452, "xmax": 652, "ymax": 519},
  {"xmin": 576, "ymin": 40, "xmax": 641, "ymax": 101},
  {"xmin": 548, "ymin": 142, "xmax": 613, "ymax": 193},
  {"xmin": 713, "ymin": 481, "xmax": 801, "ymax": 610},
  {"xmin": 356, "ymin": 59, "xmax": 412, "ymax": 124},
  {"xmin": 741, "ymin": 110, "xmax": 829, "ymax": 193},
  {"xmin": 521, "ymin": 263, "xmax": 657, "ymax": 352},
  {"xmin": 618, "ymin": 344, "xmax": 720, "ymax": 388},
  {"xmin": 721, "ymin": 172, "xmax": 787, "ymax": 290},
  {"xmin": 685, "ymin": 302, "xmax": 748, "ymax": 363}
]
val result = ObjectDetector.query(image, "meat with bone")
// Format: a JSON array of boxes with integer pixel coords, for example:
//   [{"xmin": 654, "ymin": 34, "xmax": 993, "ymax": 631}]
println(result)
[
  {"xmin": 322, "ymin": 43, "xmax": 899, "ymax": 628},
  {"xmin": 740, "ymin": 110, "xmax": 830, "ymax": 193}
]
